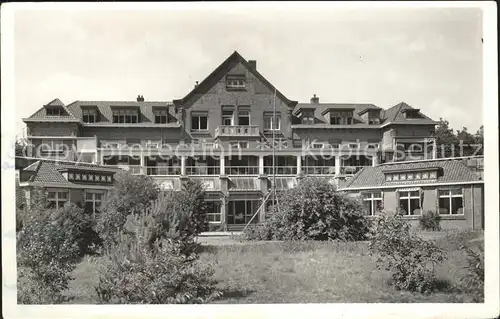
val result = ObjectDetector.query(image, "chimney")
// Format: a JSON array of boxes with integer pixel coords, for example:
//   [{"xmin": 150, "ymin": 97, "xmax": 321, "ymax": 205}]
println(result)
[
  {"xmin": 137, "ymin": 95, "xmax": 144, "ymax": 102},
  {"xmin": 310, "ymin": 94, "xmax": 319, "ymax": 104},
  {"xmin": 248, "ymin": 60, "xmax": 257, "ymax": 70}
]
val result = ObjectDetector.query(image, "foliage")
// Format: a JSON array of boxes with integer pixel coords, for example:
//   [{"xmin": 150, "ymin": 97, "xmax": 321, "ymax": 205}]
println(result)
[
  {"xmin": 242, "ymin": 177, "xmax": 369, "ymax": 241},
  {"xmin": 17, "ymin": 203, "xmax": 92, "ymax": 303},
  {"xmin": 95, "ymin": 171, "xmax": 161, "ymax": 248},
  {"xmin": 457, "ymin": 244, "xmax": 484, "ymax": 302},
  {"xmin": 435, "ymin": 118, "xmax": 483, "ymax": 157},
  {"xmin": 419, "ymin": 210, "xmax": 442, "ymax": 231},
  {"xmin": 368, "ymin": 211, "xmax": 447, "ymax": 293},
  {"xmin": 95, "ymin": 212, "xmax": 221, "ymax": 304}
]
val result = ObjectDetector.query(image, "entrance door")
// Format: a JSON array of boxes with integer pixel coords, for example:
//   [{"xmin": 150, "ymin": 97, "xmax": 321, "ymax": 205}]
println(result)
[{"xmin": 227, "ymin": 200, "xmax": 259, "ymax": 225}]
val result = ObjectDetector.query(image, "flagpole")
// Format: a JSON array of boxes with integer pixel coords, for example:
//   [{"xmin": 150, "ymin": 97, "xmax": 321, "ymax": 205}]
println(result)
[{"xmin": 272, "ymin": 88, "xmax": 277, "ymax": 211}]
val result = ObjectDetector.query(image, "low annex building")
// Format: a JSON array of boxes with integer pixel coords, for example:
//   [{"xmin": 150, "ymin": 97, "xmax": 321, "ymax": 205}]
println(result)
[{"xmin": 339, "ymin": 157, "xmax": 484, "ymax": 229}]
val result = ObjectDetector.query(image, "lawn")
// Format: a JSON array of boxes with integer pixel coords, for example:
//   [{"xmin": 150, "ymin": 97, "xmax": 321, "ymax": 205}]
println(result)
[{"xmin": 65, "ymin": 230, "xmax": 483, "ymax": 304}]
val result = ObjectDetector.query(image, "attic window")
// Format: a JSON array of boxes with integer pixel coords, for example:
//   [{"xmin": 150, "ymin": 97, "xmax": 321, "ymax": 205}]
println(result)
[
  {"xmin": 403, "ymin": 110, "xmax": 420, "ymax": 119},
  {"xmin": 154, "ymin": 109, "xmax": 169, "ymax": 124},
  {"xmin": 368, "ymin": 110, "xmax": 380, "ymax": 124},
  {"xmin": 301, "ymin": 110, "xmax": 315, "ymax": 124},
  {"xmin": 226, "ymin": 75, "xmax": 246, "ymax": 89},
  {"xmin": 83, "ymin": 109, "xmax": 97, "ymax": 123},
  {"xmin": 330, "ymin": 111, "xmax": 353, "ymax": 125},
  {"xmin": 112, "ymin": 109, "xmax": 138, "ymax": 123},
  {"xmin": 46, "ymin": 107, "xmax": 65, "ymax": 116}
]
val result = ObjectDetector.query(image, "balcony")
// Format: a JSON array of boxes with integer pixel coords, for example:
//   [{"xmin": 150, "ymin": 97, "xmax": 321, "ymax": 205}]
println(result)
[
  {"xmin": 146, "ymin": 166, "xmax": 182, "ymax": 176},
  {"xmin": 339, "ymin": 166, "xmax": 365, "ymax": 175},
  {"xmin": 302, "ymin": 166, "xmax": 336, "ymax": 175},
  {"xmin": 225, "ymin": 166, "xmax": 259, "ymax": 175},
  {"xmin": 264, "ymin": 166, "xmax": 297, "ymax": 175},
  {"xmin": 186, "ymin": 166, "xmax": 220, "ymax": 175},
  {"xmin": 215, "ymin": 125, "xmax": 260, "ymax": 138}
]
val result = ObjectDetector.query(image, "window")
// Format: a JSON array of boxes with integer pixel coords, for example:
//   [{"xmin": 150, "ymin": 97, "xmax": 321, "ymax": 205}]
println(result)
[
  {"xmin": 405, "ymin": 110, "xmax": 420, "ymax": 119},
  {"xmin": 227, "ymin": 200, "xmax": 259, "ymax": 225},
  {"xmin": 47, "ymin": 190, "xmax": 69, "ymax": 209},
  {"xmin": 226, "ymin": 75, "xmax": 246, "ymax": 89},
  {"xmin": 438, "ymin": 189, "xmax": 464, "ymax": 215},
  {"xmin": 348, "ymin": 143, "xmax": 359, "ymax": 149},
  {"xmin": 222, "ymin": 110, "xmax": 234, "ymax": 126},
  {"xmin": 146, "ymin": 140, "xmax": 160, "ymax": 148},
  {"xmin": 112, "ymin": 109, "xmax": 138, "ymax": 123},
  {"xmin": 229, "ymin": 141, "xmax": 249, "ymax": 149},
  {"xmin": 367, "ymin": 143, "xmax": 379, "ymax": 149},
  {"xmin": 238, "ymin": 110, "xmax": 250, "ymax": 125},
  {"xmin": 154, "ymin": 109, "xmax": 169, "ymax": 124},
  {"xmin": 312, "ymin": 143, "xmax": 324, "ymax": 149},
  {"xmin": 264, "ymin": 113, "xmax": 280, "ymax": 130},
  {"xmin": 41, "ymin": 140, "xmax": 65, "ymax": 155},
  {"xmin": 85, "ymin": 191, "xmax": 103, "ymax": 219},
  {"xmin": 206, "ymin": 202, "xmax": 222, "ymax": 223},
  {"xmin": 398, "ymin": 190, "xmax": 421, "ymax": 215},
  {"xmin": 191, "ymin": 113, "xmax": 208, "ymax": 131},
  {"xmin": 363, "ymin": 192, "xmax": 383, "ymax": 216},
  {"xmin": 301, "ymin": 110, "xmax": 315, "ymax": 124},
  {"xmin": 330, "ymin": 111, "xmax": 354, "ymax": 125},
  {"xmin": 82, "ymin": 109, "xmax": 96, "ymax": 123},
  {"xmin": 46, "ymin": 107, "xmax": 64, "ymax": 116}
]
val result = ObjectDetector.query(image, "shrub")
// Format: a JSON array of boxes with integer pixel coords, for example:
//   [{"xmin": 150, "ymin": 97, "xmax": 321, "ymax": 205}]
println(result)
[
  {"xmin": 458, "ymin": 244, "xmax": 484, "ymax": 302},
  {"xmin": 95, "ymin": 212, "xmax": 221, "ymax": 304},
  {"xmin": 96, "ymin": 171, "xmax": 160, "ymax": 248},
  {"xmin": 419, "ymin": 210, "xmax": 442, "ymax": 231},
  {"xmin": 242, "ymin": 177, "xmax": 369, "ymax": 241},
  {"xmin": 17, "ymin": 203, "xmax": 92, "ymax": 303},
  {"xmin": 368, "ymin": 211, "xmax": 447, "ymax": 293}
]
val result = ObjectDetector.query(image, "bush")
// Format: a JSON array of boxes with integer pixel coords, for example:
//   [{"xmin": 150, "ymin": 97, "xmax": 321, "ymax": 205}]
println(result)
[
  {"xmin": 95, "ymin": 211, "xmax": 221, "ymax": 304},
  {"xmin": 241, "ymin": 177, "xmax": 369, "ymax": 241},
  {"xmin": 96, "ymin": 171, "xmax": 160, "ymax": 249},
  {"xmin": 368, "ymin": 211, "xmax": 447, "ymax": 293},
  {"xmin": 17, "ymin": 203, "xmax": 92, "ymax": 303},
  {"xmin": 458, "ymin": 244, "xmax": 484, "ymax": 302},
  {"xmin": 419, "ymin": 210, "xmax": 442, "ymax": 231}
]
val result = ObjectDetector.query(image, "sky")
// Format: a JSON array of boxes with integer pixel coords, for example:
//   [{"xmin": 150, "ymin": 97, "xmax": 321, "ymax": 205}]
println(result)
[{"xmin": 13, "ymin": 4, "xmax": 484, "ymax": 136}]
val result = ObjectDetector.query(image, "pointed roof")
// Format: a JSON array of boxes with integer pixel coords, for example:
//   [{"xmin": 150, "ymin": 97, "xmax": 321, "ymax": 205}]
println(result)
[
  {"xmin": 173, "ymin": 51, "xmax": 298, "ymax": 108},
  {"xmin": 23, "ymin": 98, "xmax": 80, "ymax": 123},
  {"xmin": 381, "ymin": 102, "xmax": 437, "ymax": 126}
]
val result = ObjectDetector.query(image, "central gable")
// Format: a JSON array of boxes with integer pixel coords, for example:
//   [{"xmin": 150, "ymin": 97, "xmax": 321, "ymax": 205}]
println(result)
[{"xmin": 173, "ymin": 51, "xmax": 297, "ymax": 110}]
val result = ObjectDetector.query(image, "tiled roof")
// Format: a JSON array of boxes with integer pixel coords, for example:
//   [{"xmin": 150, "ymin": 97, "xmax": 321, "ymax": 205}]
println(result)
[
  {"xmin": 173, "ymin": 50, "xmax": 298, "ymax": 108},
  {"xmin": 22, "ymin": 160, "xmax": 121, "ymax": 187},
  {"xmin": 66, "ymin": 100, "xmax": 176, "ymax": 124},
  {"xmin": 381, "ymin": 102, "xmax": 436, "ymax": 124},
  {"xmin": 26, "ymin": 98, "xmax": 79, "ymax": 121},
  {"xmin": 340, "ymin": 159, "xmax": 482, "ymax": 190}
]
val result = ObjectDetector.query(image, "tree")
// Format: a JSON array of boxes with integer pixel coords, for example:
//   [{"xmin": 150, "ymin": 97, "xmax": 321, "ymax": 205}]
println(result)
[
  {"xmin": 456, "ymin": 127, "xmax": 477, "ymax": 157},
  {"xmin": 434, "ymin": 118, "xmax": 459, "ymax": 158},
  {"xmin": 242, "ymin": 177, "xmax": 369, "ymax": 241},
  {"xmin": 474, "ymin": 125, "xmax": 484, "ymax": 155},
  {"xmin": 95, "ymin": 171, "xmax": 161, "ymax": 249}
]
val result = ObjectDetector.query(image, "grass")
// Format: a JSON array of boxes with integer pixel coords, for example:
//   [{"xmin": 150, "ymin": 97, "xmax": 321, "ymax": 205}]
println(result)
[{"xmin": 61, "ymin": 229, "xmax": 483, "ymax": 304}]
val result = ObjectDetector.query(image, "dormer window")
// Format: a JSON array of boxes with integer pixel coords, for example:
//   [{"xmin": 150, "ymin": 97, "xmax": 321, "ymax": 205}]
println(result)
[
  {"xmin": 46, "ymin": 107, "xmax": 65, "ymax": 116},
  {"xmin": 402, "ymin": 109, "xmax": 421, "ymax": 119},
  {"xmin": 330, "ymin": 111, "xmax": 353, "ymax": 125},
  {"xmin": 112, "ymin": 109, "xmax": 139, "ymax": 123},
  {"xmin": 226, "ymin": 75, "xmax": 246, "ymax": 90},
  {"xmin": 82, "ymin": 109, "xmax": 97, "ymax": 123},
  {"xmin": 301, "ymin": 110, "xmax": 315, "ymax": 124},
  {"xmin": 154, "ymin": 109, "xmax": 169, "ymax": 124},
  {"xmin": 368, "ymin": 110, "xmax": 380, "ymax": 124}
]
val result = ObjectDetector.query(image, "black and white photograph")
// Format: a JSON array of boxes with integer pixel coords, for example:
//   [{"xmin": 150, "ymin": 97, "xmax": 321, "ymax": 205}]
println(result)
[{"xmin": 1, "ymin": 2, "xmax": 498, "ymax": 319}]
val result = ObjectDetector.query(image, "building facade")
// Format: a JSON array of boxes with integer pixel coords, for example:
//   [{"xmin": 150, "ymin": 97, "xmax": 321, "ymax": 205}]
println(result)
[{"xmin": 21, "ymin": 51, "xmax": 455, "ymax": 231}]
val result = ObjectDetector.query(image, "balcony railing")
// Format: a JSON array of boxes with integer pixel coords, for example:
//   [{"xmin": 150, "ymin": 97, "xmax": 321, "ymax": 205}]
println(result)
[
  {"xmin": 186, "ymin": 166, "xmax": 220, "ymax": 175},
  {"xmin": 215, "ymin": 125, "xmax": 260, "ymax": 137},
  {"xmin": 105, "ymin": 165, "xmax": 143, "ymax": 175},
  {"xmin": 264, "ymin": 166, "xmax": 297, "ymax": 175},
  {"xmin": 146, "ymin": 166, "xmax": 182, "ymax": 176},
  {"xmin": 225, "ymin": 166, "xmax": 259, "ymax": 175},
  {"xmin": 302, "ymin": 166, "xmax": 336, "ymax": 175},
  {"xmin": 339, "ymin": 166, "xmax": 365, "ymax": 175}
]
